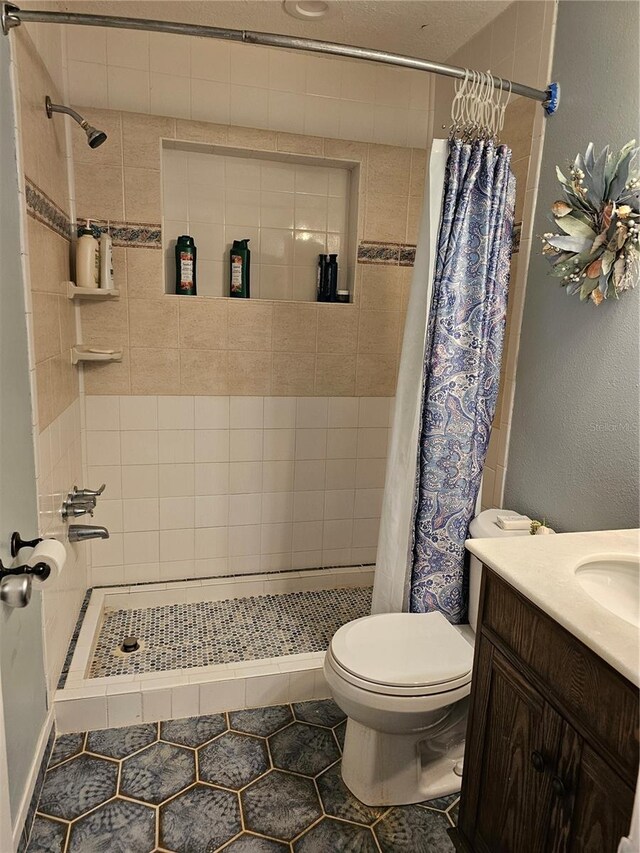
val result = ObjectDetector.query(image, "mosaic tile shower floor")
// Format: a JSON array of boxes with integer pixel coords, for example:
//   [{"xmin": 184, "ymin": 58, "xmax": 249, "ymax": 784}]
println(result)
[
  {"xmin": 26, "ymin": 699, "xmax": 458, "ymax": 853},
  {"xmin": 90, "ymin": 587, "xmax": 373, "ymax": 678}
]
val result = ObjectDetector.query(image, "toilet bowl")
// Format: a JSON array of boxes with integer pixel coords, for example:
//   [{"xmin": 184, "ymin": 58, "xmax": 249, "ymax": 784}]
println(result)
[{"xmin": 324, "ymin": 508, "xmax": 530, "ymax": 806}]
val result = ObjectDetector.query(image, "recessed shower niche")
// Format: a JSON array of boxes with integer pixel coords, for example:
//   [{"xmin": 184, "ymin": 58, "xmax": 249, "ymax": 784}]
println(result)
[{"xmin": 162, "ymin": 140, "xmax": 359, "ymax": 301}]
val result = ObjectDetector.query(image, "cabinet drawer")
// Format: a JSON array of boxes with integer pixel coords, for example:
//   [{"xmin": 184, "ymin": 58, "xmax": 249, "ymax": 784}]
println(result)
[{"xmin": 481, "ymin": 568, "xmax": 639, "ymax": 785}]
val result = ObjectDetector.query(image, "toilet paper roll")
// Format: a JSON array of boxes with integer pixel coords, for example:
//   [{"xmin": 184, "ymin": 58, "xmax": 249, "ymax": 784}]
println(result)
[{"xmin": 26, "ymin": 538, "xmax": 67, "ymax": 579}]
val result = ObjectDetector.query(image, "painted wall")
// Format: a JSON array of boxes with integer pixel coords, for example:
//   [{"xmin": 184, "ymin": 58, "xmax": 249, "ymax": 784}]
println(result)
[
  {"xmin": 505, "ymin": 0, "xmax": 640, "ymax": 530},
  {"xmin": 0, "ymin": 32, "xmax": 47, "ymax": 834}
]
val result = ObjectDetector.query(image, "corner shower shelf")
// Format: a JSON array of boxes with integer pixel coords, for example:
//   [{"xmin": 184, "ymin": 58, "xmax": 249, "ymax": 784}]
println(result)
[
  {"xmin": 66, "ymin": 281, "xmax": 119, "ymax": 300},
  {"xmin": 71, "ymin": 345, "xmax": 123, "ymax": 365}
]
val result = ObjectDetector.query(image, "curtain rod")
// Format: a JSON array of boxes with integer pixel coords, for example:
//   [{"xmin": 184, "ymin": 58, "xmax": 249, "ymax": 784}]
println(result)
[{"xmin": 1, "ymin": 3, "xmax": 560, "ymax": 114}]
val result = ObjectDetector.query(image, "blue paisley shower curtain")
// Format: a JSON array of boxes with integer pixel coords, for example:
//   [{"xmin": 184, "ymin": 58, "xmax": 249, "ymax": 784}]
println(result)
[{"xmin": 409, "ymin": 137, "xmax": 515, "ymax": 623}]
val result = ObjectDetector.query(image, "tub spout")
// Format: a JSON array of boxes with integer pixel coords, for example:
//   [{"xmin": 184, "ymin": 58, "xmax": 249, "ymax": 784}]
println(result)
[{"xmin": 68, "ymin": 525, "xmax": 109, "ymax": 543}]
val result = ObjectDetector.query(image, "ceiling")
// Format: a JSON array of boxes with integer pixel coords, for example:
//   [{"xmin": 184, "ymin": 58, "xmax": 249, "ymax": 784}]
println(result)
[{"xmin": 32, "ymin": 0, "xmax": 512, "ymax": 62}]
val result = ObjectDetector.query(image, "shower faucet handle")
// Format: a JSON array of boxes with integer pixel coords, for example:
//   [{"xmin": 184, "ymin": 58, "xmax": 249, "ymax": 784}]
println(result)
[
  {"xmin": 73, "ymin": 483, "xmax": 105, "ymax": 499},
  {"xmin": 61, "ymin": 496, "xmax": 95, "ymax": 519},
  {"xmin": 64, "ymin": 504, "xmax": 94, "ymax": 519}
]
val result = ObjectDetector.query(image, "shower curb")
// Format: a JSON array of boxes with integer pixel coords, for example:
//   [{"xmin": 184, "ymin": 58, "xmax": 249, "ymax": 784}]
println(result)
[{"xmin": 53, "ymin": 566, "xmax": 373, "ymax": 733}]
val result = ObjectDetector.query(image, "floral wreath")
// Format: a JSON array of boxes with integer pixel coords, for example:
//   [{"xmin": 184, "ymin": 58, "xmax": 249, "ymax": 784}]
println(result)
[{"xmin": 541, "ymin": 140, "xmax": 639, "ymax": 305}]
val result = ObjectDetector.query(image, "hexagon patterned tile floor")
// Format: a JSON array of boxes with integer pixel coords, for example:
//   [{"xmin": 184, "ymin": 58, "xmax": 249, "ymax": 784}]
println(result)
[{"xmin": 25, "ymin": 699, "xmax": 458, "ymax": 853}]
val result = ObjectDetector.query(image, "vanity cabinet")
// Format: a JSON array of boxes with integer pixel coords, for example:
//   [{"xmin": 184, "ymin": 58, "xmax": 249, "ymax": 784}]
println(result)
[{"xmin": 458, "ymin": 567, "xmax": 638, "ymax": 853}]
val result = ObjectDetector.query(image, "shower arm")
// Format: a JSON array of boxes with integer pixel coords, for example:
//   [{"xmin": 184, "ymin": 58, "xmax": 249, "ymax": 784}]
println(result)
[
  {"xmin": 1, "ymin": 3, "xmax": 560, "ymax": 115},
  {"xmin": 45, "ymin": 96, "xmax": 87, "ymax": 129}
]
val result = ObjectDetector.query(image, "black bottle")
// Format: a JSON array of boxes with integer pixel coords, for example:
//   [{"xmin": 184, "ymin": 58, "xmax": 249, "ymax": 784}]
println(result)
[
  {"xmin": 317, "ymin": 254, "xmax": 328, "ymax": 302},
  {"xmin": 327, "ymin": 254, "xmax": 338, "ymax": 302}
]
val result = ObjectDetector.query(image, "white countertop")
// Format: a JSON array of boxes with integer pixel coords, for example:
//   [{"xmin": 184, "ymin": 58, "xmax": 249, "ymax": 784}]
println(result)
[{"xmin": 465, "ymin": 528, "xmax": 640, "ymax": 687}]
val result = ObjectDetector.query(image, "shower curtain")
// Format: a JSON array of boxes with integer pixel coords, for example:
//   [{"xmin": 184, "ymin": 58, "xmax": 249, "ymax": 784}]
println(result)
[{"xmin": 372, "ymin": 137, "xmax": 515, "ymax": 623}]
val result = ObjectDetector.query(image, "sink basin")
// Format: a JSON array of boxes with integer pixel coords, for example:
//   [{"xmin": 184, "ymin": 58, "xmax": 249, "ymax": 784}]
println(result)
[{"xmin": 574, "ymin": 555, "xmax": 640, "ymax": 627}]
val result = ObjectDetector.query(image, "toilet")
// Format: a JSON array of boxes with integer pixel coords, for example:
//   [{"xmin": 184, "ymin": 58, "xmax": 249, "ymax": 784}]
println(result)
[{"xmin": 324, "ymin": 508, "xmax": 530, "ymax": 806}]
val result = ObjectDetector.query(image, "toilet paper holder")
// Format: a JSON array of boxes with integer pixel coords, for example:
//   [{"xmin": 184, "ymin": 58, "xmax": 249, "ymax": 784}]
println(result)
[
  {"xmin": 0, "ymin": 557, "xmax": 51, "ymax": 582},
  {"xmin": 1, "ymin": 531, "xmax": 51, "ymax": 581},
  {"xmin": 1, "ymin": 532, "xmax": 50, "ymax": 608},
  {"xmin": 10, "ymin": 531, "xmax": 42, "ymax": 557}
]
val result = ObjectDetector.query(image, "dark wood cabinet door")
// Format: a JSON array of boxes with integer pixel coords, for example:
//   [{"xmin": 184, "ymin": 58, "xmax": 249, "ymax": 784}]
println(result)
[
  {"xmin": 460, "ymin": 639, "xmax": 563, "ymax": 853},
  {"xmin": 549, "ymin": 734, "xmax": 636, "ymax": 853}
]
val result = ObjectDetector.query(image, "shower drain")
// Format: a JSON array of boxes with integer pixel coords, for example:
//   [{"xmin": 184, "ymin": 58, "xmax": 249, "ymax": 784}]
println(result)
[{"xmin": 117, "ymin": 636, "xmax": 141, "ymax": 654}]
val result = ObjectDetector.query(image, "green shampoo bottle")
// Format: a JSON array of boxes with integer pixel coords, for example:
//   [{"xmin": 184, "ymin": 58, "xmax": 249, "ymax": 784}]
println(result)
[
  {"xmin": 175, "ymin": 234, "xmax": 197, "ymax": 295},
  {"xmin": 230, "ymin": 239, "xmax": 250, "ymax": 298}
]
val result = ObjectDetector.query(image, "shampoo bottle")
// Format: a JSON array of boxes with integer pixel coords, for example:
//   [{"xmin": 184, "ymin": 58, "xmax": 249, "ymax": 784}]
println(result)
[
  {"xmin": 76, "ymin": 220, "xmax": 99, "ymax": 289},
  {"xmin": 316, "ymin": 254, "xmax": 327, "ymax": 302},
  {"xmin": 230, "ymin": 239, "xmax": 250, "ymax": 298},
  {"xmin": 327, "ymin": 254, "xmax": 338, "ymax": 302},
  {"xmin": 317, "ymin": 254, "xmax": 331, "ymax": 302},
  {"xmin": 175, "ymin": 235, "xmax": 197, "ymax": 295},
  {"xmin": 99, "ymin": 232, "xmax": 114, "ymax": 290}
]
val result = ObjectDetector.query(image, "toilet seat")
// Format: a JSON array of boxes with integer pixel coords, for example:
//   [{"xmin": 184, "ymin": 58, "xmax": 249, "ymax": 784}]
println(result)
[{"xmin": 328, "ymin": 611, "xmax": 473, "ymax": 698}]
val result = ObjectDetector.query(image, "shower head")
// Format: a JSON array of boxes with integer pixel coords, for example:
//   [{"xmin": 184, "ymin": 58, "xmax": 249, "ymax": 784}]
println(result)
[
  {"xmin": 45, "ymin": 96, "xmax": 107, "ymax": 149},
  {"xmin": 86, "ymin": 127, "xmax": 108, "ymax": 149}
]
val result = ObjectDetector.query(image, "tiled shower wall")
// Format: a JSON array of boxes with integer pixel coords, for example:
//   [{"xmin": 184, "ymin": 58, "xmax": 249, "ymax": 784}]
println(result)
[
  {"xmin": 65, "ymin": 28, "xmax": 434, "ymax": 149},
  {"xmin": 74, "ymin": 113, "xmax": 421, "ymax": 585},
  {"xmin": 74, "ymin": 112, "xmax": 423, "ymax": 401},
  {"xmin": 162, "ymin": 145, "xmax": 353, "ymax": 300},
  {"xmin": 86, "ymin": 395, "xmax": 391, "ymax": 586},
  {"xmin": 12, "ymin": 26, "xmax": 89, "ymax": 696}
]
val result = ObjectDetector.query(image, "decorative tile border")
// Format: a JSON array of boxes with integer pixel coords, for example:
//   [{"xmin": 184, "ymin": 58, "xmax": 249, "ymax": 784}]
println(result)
[
  {"xmin": 399, "ymin": 246, "xmax": 417, "ymax": 267},
  {"xmin": 357, "ymin": 241, "xmax": 417, "ymax": 266},
  {"xmin": 57, "ymin": 589, "xmax": 91, "ymax": 690},
  {"xmin": 78, "ymin": 219, "xmax": 162, "ymax": 249},
  {"xmin": 25, "ymin": 178, "xmax": 71, "ymax": 241}
]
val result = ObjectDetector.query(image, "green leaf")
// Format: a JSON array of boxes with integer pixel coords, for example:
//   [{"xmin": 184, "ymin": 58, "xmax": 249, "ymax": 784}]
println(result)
[
  {"xmin": 587, "ymin": 147, "xmax": 609, "ymax": 204},
  {"xmin": 556, "ymin": 165, "xmax": 569, "ymax": 186},
  {"xmin": 584, "ymin": 142, "xmax": 595, "ymax": 171},
  {"xmin": 600, "ymin": 250, "xmax": 615, "ymax": 276},
  {"xmin": 606, "ymin": 140, "xmax": 639, "ymax": 199},
  {"xmin": 545, "ymin": 234, "xmax": 593, "ymax": 253},
  {"xmin": 554, "ymin": 215, "xmax": 596, "ymax": 240},
  {"xmin": 579, "ymin": 278, "xmax": 597, "ymax": 300}
]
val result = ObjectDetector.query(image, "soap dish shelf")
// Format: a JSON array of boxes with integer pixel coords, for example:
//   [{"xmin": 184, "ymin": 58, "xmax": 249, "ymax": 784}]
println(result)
[
  {"xmin": 71, "ymin": 346, "xmax": 123, "ymax": 365},
  {"xmin": 66, "ymin": 282, "xmax": 119, "ymax": 300}
]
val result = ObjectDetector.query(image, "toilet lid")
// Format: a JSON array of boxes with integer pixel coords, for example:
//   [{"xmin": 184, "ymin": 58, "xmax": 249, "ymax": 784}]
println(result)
[{"xmin": 330, "ymin": 612, "xmax": 473, "ymax": 692}]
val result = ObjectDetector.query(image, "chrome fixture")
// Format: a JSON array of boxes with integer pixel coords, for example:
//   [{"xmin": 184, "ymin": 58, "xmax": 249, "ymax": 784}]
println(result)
[
  {"xmin": 44, "ymin": 95, "xmax": 107, "ymax": 148},
  {"xmin": 1, "ymin": 4, "xmax": 560, "ymax": 114},
  {"xmin": 63, "ymin": 502, "xmax": 94, "ymax": 519},
  {"xmin": 68, "ymin": 525, "xmax": 110, "ymax": 543},
  {"xmin": 0, "ymin": 575, "xmax": 32, "ymax": 608},
  {"xmin": 72, "ymin": 484, "xmax": 106, "ymax": 500},
  {"xmin": 61, "ymin": 484, "xmax": 105, "ymax": 519},
  {"xmin": 62, "ymin": 494, "xmax": 94, "ymax": 519}
]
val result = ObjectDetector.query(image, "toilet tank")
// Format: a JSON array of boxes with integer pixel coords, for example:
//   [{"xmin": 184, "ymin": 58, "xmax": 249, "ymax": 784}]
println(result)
[{"xmin": 467, "ymin": 509, "xmax": 530, "ymax": 632}]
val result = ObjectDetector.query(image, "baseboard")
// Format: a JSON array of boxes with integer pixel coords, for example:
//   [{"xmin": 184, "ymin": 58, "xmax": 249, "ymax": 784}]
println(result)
[{"xmin": 12, "ymin": 708, "xmax": 54, "ymax": 853}]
